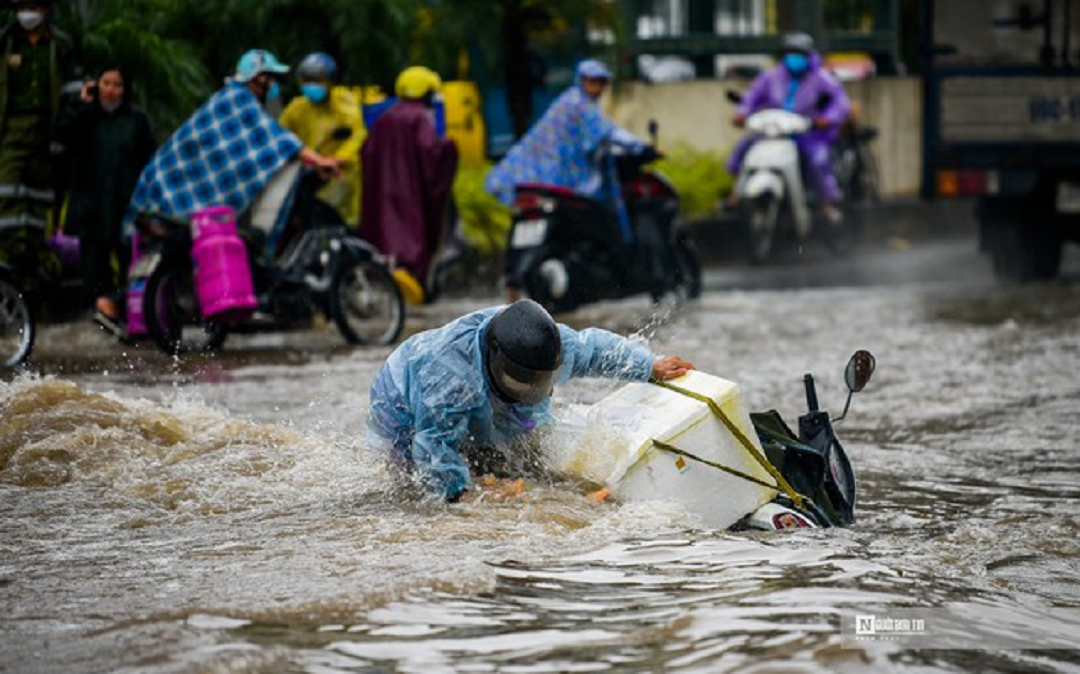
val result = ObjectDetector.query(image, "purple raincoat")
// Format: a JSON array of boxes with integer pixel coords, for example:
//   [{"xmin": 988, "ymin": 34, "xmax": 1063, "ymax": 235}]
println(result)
[{"xmin": 727, "ymin": 55, "xmax": 851, "ymax": 202}]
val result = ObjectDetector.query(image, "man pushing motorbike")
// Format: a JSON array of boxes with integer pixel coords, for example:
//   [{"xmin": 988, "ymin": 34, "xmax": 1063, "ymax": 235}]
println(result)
[
  {"xmin": 727, "ymin": 33, "xmax": 851, "ymax": 224},
  {"xmin": 367, "ymin": 298, "xmax": 694, "ymax": 503}
]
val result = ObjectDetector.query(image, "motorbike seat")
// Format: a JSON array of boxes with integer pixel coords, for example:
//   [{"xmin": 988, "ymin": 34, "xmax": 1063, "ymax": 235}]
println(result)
[
  {"xmin": 135, "ymin": 211, "xmax": 188, "ymax": 230},
  {"xmin": 516, "ymin": 183, "xmax": 597, "ymax": 209}
]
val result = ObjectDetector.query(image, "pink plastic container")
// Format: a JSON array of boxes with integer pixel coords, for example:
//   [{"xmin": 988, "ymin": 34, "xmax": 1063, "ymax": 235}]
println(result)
[
  {"xmin": 190, "ymin": 205, "xmax": 256, "ymax": 322},
  {"xmin": 125, "ymin": 234, "xmax": 147, "ymax": 338}
]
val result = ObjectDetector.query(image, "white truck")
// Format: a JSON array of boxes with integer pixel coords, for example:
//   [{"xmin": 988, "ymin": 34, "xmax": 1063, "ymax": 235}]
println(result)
[{"xmin": 923, "ymin": 0, "xmax": 1080, "ymax": 280}]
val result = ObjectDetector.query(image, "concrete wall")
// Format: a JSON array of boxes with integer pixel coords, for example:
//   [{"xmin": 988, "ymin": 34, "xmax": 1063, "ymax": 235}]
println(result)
[{"xmin": 604, "ymin": 77, "xmax": 923, "ymax": 197}]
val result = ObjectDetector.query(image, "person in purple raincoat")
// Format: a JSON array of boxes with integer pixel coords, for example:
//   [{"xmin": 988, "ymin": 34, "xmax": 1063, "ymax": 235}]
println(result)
[{"xmin": 727, "ymin": 33, "xmax": 851, "ymax": 223}]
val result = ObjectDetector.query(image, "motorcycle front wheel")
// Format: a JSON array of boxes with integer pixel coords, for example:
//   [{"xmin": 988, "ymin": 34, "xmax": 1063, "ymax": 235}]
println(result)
[
  {"xmin": 144, "ymin": 263, "xmax": 228, "ymax": 356},
  {"xmin": 329, "ymin": 259, "xmax": 405, "ymax": 346},
  {"xmin": 0, "ymin": 276, "xmax": 34, "ymax": 369},
  {"xmin": 746, "ymin": 194, "xmax": 780, "ymax": 265}
]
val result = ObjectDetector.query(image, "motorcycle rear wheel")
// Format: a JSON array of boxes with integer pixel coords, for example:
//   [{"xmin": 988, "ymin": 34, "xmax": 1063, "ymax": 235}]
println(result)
[
  {"xmin": 672, "ymin": 232, "xmax": 702, "ymax": 300},
  {"xmin": 329, "ymin": 259, "xmax": 405, "ymax": 346},
  {"xmin": 144, "ymin": 263, "xmax": 228, "ymax": 356},
  {"xmin": 0, "ymin": 277, "xmax": 34, "ymax": 369}
]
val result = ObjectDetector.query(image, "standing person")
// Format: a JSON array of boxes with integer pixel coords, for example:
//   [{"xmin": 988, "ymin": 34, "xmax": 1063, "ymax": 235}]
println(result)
[
  {"xmin": 55, "ymin": 65, "xmax": 155, "ymax": 325},
  {"xmin": 279, "ymin": 52, "xmax": 364, "ymax": 227},
  {"xmin": 360, "ymin": 65, "xmax": 458, "ymax": 304},
  {"xmin": 484, "ymin": 59, "xmax": 646, "ymax": 245},
  {"xmin": 124, "ymin": 48, "xmax": 340, "ymax": 245},
  {"xmin": 727, "ymin": 32, "xmax": 851, "ymax": 223},
  {"xmin": 367, "ymin": 298, "xmax": 695, "ymax": 502},
  {"xmin": 0, "ymin": 0, "xmax": 77, "ymax": 280}
]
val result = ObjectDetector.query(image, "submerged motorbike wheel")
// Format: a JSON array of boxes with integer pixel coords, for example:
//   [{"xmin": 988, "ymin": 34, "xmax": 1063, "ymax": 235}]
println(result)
[
  {"xmin": 746, "ymin": 194, "xmax": 780, "ymax": 265},
  {"xmin": 144, "ymin": 263, "xmax": 228, "ymax": 356},
  {"xmin": 0, "ymin": 276, "xmax": 34, "ymax": 369},
  {"xmin": 329, "ymin": 259, "xmax": 405, "ymax": 346}
]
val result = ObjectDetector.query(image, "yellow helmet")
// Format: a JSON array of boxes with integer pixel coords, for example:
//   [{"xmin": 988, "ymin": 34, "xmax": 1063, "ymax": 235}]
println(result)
[{"xmin": 395, "ymin": 66, "xmax": 442, "ymax": 99}]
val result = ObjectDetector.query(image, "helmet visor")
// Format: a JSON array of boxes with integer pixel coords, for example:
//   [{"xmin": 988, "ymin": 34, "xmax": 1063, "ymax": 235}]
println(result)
[{"xmin": 488, "ymin": 345, "xmax": 558, "ymax": 405}]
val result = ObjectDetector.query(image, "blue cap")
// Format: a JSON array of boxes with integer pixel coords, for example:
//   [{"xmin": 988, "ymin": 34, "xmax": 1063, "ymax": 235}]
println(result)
[
  {"xmin": 576, "ymin": 59, "xmax": 613, "ymax": 80},
  {"xmin": 233, "ymin": 49, "xmax": 290, "ymax": 83}
]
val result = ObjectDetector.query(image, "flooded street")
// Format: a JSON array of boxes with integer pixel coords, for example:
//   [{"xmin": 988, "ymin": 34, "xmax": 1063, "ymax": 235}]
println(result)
[{"xmin": 3, "ymin": 207, "xmax": 1080, "ymax": 673}]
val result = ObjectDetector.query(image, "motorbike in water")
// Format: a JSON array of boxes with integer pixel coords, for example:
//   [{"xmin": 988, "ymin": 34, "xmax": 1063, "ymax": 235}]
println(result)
[
  {"xmin": 736, "ymin": 349, "xmax": 875, "ymax": 530},
  {"xmin": 551, "ymin": 350, "xmax": 875, "ymax": 532},
  {"xmin": 504, "ymin": 125, "xmax": 702, "ymax": 315},
  {"xmin": 727, "ymin": 93, "xmax": 850, "ymax": 264},
  {"xmin": 132, "ymin": 163, "xmax": 405, "ymax": 357}
]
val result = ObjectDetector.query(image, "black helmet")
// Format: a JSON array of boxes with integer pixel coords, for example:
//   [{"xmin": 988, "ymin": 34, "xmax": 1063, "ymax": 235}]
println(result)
[{"xmin": 485, "ymin": 300, "xmax": 563, "ymax": 405}]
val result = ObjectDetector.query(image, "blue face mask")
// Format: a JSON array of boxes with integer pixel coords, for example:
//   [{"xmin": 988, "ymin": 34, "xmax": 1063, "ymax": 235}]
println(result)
[
  {"xmin": 267, "ymin": 81, "xmax": 281, "ymax": 102},
  {"xmin": 783, "ymin": 53, "xmax": 810, "ymax": 76},
  {"xmin": 301, "ymin": 83, "xmax": 328, "ymax": 104}
]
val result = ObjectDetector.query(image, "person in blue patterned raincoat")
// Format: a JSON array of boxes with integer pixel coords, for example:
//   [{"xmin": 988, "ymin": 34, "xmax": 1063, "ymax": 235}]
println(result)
[
  {"xmin": 123, "ymin": 48, "xmax": 340, "ymax": 240},
  {"xmin": 368, "ymin": 299, "xmax": 694, "ymax": 502},
  {"xmin": 484, "ymin": 59, "xmax": 646, "ymax": 245}
]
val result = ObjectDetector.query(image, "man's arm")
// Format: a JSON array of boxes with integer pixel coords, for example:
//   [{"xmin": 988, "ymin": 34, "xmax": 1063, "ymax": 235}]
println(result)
[
  {"xmin": 409, "ymin": 425, "xmax": 472, "ymax": 501},
  {"xmin": 558, "ymin": 326, "xmax": 693, "ymax": 383}
]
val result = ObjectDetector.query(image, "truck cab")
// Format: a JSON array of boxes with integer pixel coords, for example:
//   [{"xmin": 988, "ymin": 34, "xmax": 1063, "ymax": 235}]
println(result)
[{"xmin": 922, "ymin": 0, "xmax": 1080, "ymax": 280}]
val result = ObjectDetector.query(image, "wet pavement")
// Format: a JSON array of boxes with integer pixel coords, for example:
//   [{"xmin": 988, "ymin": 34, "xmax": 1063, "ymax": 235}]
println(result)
[{"xmin": 3, "ymin": 197, "xmax": 1080, "ymax": 673}]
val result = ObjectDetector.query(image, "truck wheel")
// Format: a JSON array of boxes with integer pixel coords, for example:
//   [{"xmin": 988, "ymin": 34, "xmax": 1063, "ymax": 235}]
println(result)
[{"xmin": 989, "ymin": 223, "xmax": 1062, "ymax": 282}]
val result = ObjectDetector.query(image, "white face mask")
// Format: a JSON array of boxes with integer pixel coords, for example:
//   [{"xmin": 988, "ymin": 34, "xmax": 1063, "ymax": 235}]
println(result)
[{"xmin": 17, "ymin": 10, "xmax": 45, "ymax": 31}]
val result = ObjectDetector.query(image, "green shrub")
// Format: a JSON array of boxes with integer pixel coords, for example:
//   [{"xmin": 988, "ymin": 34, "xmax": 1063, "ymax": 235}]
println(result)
[
  {"xmin": 653, "ymin": 142, "xmax": 735, "ymax": 219},
  {"xmin": 453, "ymin": 164, "xmax": 512, "ymax": 254}
]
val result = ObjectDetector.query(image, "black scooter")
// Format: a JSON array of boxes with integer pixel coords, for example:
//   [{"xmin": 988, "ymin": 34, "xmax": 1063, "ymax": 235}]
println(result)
[
  {"xmin": 132, "ymin": 163, "xmax": 405, "ymax": 356},
  {"xmin": 736, "ymin": 349, "xmax": 876, "ymax": 530},
  {"xmin": 504, "ymin": 122, "xmax": 702, "ymax": 314}
]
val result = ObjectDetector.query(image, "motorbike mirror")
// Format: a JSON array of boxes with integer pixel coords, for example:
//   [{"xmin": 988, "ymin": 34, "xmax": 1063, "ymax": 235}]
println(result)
[
  {"xmin": 834, "ymin": 350, "xmax": 875, "ymax": 423},
  {"xmin": 844, "ymin": 350, "xmax": 876, "ymax": 392},
  {"xmin": 726, "ymin": 89, "xmax": 743, "ymax": 105},
  {"xmin": 648, "ymin": 119, "xmax": 658, "ymax": 145},
  {"xmin": 331, "ymin": 127, "xmax": 353, "ymax": 141}
]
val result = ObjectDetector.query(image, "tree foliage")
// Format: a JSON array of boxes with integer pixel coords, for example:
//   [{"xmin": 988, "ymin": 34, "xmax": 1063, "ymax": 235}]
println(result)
[{"xmin": 25, "ymin": 0, "xmax": 615, "ymax": 138}]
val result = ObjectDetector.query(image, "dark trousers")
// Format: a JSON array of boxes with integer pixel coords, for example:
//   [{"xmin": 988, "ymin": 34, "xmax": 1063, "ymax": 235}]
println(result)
[{"xmin": 79, "ymin": 236, "xmax": 129, "ymax": 309}]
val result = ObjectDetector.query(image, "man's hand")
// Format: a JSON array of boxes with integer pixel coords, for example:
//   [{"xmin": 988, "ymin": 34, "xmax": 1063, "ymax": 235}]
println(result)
[
  {"xmin": 732, "ymin": 113, "xmax": 747, "ymax": 128},
  {"xmin": 812, "ymin": 116, "xmax": 832, "ymax": 130},
  {"xmin": 651, "ymin": 355, "xmax": 695, "ymax": 381},
  {"xmin": 459, "ymin": 475, "xmax": 527, "ymax": 503}
]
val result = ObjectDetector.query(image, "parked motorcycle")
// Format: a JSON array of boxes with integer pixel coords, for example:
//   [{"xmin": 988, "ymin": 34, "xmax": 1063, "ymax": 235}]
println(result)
[
  {"xmin": 504, "ymin": 123, "xmax": 702, "ymax": 315},
  {"xmin": 736, "ymin": 349, "xmax": 876, "ymax": 530},
  {"xmin": 727, "ymin": 92, "xmax": 849, "ymax": 264},
  {"xmin": 0, "ymin": 265, "xmax": 34, "ymax": 369},
  {"xmin": 133, "ymin": 165, "xmax": 405, "ymax": 356},
  {"xmin": 834, "ymin": 116, "xmax": 880, "ymax": 205}
]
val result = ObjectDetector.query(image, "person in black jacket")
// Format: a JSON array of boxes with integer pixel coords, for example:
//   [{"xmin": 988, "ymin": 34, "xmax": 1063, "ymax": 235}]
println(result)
[{"xmin": 55, "ymin": 64, "xmax": 155, "ymax": 323}]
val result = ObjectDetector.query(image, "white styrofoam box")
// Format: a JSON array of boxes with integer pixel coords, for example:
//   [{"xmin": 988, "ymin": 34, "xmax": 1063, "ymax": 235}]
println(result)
[{"xmin": 548, "ymin": 370, "xmax": 778, "ymax": 529}]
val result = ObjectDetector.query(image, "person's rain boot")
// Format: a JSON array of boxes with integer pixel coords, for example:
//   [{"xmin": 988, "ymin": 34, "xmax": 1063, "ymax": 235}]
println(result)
[{"xmin": 93, "ymin": 295, "xmax": 126, "ymax": 339}]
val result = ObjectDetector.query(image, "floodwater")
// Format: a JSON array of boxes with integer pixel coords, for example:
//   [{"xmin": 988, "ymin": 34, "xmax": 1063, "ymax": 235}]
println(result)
[{"xmin": 3, "ymin": 230, "xmax": 1080, "ymax": 673}]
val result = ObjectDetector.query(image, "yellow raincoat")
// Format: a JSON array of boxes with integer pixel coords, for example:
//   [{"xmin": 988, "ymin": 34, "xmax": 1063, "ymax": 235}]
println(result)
[{"xmin": 280, "ymin": 86, "xmax": 365, "ymax": 226}]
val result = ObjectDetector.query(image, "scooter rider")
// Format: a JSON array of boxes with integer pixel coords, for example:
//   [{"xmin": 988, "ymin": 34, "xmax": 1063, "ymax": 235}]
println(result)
[
  {"xmin": 367, "ymin": 299, "xmax": 695, "ymax": 502},
  {"xmin": 727, "ymin": 33, "xmax": 851, "ymax": 224},
  {"xmin": 124, "ymin": 48, "xmax": 340, "ymax": 241},
  {"xmin": 485, "ymin": 59, "xmax": 647, "ymax": 245}
]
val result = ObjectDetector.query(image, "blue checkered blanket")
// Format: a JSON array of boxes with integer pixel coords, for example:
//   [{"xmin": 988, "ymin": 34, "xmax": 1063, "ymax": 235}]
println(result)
[{"xmin": 124, "ymin": 82, "xmax": 303, "ymax": 235}]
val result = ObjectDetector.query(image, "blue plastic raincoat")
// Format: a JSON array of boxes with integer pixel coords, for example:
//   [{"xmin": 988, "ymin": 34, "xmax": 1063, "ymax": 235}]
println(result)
[
  {"xmin": 368, "ymin": 306, "xmax": 654, "ymax": 500},
  {"xmin": 484, "ymin": 85, "xmax": 644, "ymax": 242}
]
